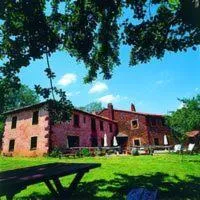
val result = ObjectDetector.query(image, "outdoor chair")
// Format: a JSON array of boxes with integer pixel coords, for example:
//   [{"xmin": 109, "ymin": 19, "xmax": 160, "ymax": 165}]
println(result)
[
  {"xmin": 187, "ymin": 143, "xmax": 195, "ymax": 154},
  {"xmin": 127, "ymin": 188, "xmax": 158, "ymax": 200},
  {"xmin": 173, "ymin": 144, "xmax": 182, "ymax": 153}
]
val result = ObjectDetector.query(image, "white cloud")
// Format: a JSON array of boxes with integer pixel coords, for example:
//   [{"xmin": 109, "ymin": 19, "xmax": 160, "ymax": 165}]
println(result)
[
  {"xmin": 89, "ymin": 82, "xmax": 108, "ymax": 94},
  {"xmin": 98, "ymin": 94, "xmax": 120, "ymax": 104},
  {"xmin": 57, "ymin": 73, "xmax": 77, "ymax": 86},
  {"xmin": 195, "ymin": 88, "xmax": 199, "ymax": 92}
]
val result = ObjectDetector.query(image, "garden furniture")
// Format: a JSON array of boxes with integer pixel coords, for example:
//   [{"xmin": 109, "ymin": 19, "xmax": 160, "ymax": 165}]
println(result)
[
  {"xmin": 173, "ymin": 144, "xmax": 182, "ymax": 153},
  {"xmin": 0, "ymin": 162, "xmax": 101, "ymax": 200}
]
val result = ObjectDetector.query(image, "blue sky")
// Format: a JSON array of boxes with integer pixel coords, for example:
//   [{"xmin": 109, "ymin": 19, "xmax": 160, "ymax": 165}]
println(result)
[{"xmin": 17, "ymin": 44, "xmax": 200, "ymax": 114}]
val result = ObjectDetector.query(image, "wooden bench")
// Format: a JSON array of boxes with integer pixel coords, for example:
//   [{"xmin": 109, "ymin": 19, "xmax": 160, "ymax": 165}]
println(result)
[
  {"xmin": 127, "ymin": 188, "xmax": 158, "ymax": 200},
  {"xmin": 0, "ymin": 162, "xmax": 101, "ymax": 200}
]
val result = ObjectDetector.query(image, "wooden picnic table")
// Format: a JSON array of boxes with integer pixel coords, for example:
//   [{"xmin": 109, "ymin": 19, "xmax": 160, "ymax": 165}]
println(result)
[{"xmin": 0, "ymin": 162, "xmax": 101, "ymax": 200}]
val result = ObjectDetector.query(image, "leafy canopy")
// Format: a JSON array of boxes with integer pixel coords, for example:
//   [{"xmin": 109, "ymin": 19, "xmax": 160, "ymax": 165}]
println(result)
[
  {"xmin": 0, "ymin": 0, "xmax": 199, "ymax": 84},
  {"xmin": 165, "ymin": 94, "xmax": 200, "ymax": 142},
  {"xmin": 79, "ymin": 101, "xmax": 104, "ymax": 113}
]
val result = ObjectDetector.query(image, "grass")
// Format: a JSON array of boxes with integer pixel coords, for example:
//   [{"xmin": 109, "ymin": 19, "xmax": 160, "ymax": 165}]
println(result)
[{"xmin": 0, "ymin": 154, "xmax": 200, "ymax": 199}]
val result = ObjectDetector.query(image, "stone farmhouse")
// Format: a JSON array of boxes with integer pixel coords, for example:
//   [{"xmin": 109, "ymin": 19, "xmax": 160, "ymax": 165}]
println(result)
[
  {"xmin": 2, "ymin": 102, "xmax": 117, "ymax": 156},
  {"xmin": 98, "ymin": 103, "xmax": 174, "ymax": 150},
  {"xmin": 2, "ymin": 101, "xmax": 173, "ymax": 156}
]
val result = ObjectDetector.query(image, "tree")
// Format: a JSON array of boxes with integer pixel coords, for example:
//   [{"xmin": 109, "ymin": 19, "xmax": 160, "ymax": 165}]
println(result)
[
  {"xmin": 0, "ymin": 0, "xmax": 199, "ymax": 84},
  {"xmin": 79, "ymin": 102, "xmax": 104, "ymax": 113},
  {"xmin": 165, "ymin": 94, "xmax": 200, "ymax": 143},
  {"xmin": 0, "ymin": 0, "xmax": 199, "ymax": 127},
  {"xmin": 0, "ymin": 82, "xmax": 40, "ymax": 139},
  {"xmin": 3, "ymin": 84, "xmax": 40, "ymax": 111}
]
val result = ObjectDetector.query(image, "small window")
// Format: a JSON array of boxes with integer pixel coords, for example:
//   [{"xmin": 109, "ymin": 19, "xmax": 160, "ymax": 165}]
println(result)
[
  {"xmin": 73, "ymin": 114, "xmax": 80, "ymax": 127},
  {"xmin": 32, "ymin": 111, "xmax": 39, "ymax": 125},
  {"xmin": 134, "ymin": 139, "xmax": 140, "ymax": 146},
  {"xmin": 151, "ymin": 118, "xmax": 157, "ymax": 126},
  {"xmin": 30, "ymin": 136, "xmax": 37, "ymax": 150},
  {"xmin": 131, "ymin": 119, "xmax": 138, "ymax": 129},
  {"xmin": 83, "ymin": 116, "xmax": 86, "ymax": 124},
  {"xmin": 100, "ymin": 121, "xmax": 104, "ymax": 131},
  {"xmin": 154, "ymin": 138, "xmax": 159, "ymax": 145},
  {"xmin": 9, "ymin": 139, "xmax": 15, "ymax": 152},
  {"xmin": 109, "ymin": 123, "xmax": 113, "ymax": 132},
  {"xmin": 11, "ymin": 116, "xmax": 17, "ymax": 129},
  {"xmin": 68, "ymin": 136, "xmax": 79, "ymax": 147}
]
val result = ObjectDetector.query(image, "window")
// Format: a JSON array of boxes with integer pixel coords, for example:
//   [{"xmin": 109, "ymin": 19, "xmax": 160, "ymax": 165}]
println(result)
[
  {"xmin": 11, "ymin": 116, "xmax": 17, "ymax": 129},
  {"xmin": 154, "ymin": 138, "xmax": 159, "ymax": 145},
  {"xmin": 109, "ymin": 123, "xmax": 113, "ymax": 132},
  {"xmin": 151, "ymin": 118, "xmax": 157, "ymax": 126},
  {"xmin": 91, "ymin": 137, "xmax": 98, "ymax": 147},
  {"xmin": 68, "ymin": 136, "xmax": 79, "ymax": 147},
  {"xmin": 131, "ymin": 119, "xmax": 138, "ymax": 129},
  {"xmin": 134, "ymin": 139, "xmax": 140, "ymax": 146},
  {"xmin": 32, "ymin": 111, "xmax": 39, "ymax": 125},
  {"xmin": 30, "ymin": 136, "xmax": 37, "ymax": 150},
  {"xmin": 83, "ymin": 116, "xmax": 86, "ymax": 123},
  {"xmin": 91, "ymin": 118, "xmax": 96, "ymax": 131},
  {"xmin": 100, "ymin": 121, "xmax": 104, "ymax": 131},
  {"xmin": 9, "ymin": 139, "xmax": 15, "ymax": 152},
  {"xmin": 73, "ymin": 114, "xmax": 80, "ymax": 127}
]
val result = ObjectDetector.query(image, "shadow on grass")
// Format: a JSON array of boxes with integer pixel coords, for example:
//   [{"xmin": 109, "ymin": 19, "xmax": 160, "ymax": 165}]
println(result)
[{"xmin": 17, "ymin": 172, "xmax": 200, "ymax": 200}]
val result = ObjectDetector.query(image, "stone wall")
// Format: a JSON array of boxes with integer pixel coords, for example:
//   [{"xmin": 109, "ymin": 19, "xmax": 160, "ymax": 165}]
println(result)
[
  {"xmin": 99, "ymin": 104, "xmax": 173, "ymax": 147},
  {"xmin": 2, "ymin": 106, "xmax": 49, "ymax": 156},
  {"xmin": 50, "ymin": 110, "xmax": 118, "ymax": 149}
]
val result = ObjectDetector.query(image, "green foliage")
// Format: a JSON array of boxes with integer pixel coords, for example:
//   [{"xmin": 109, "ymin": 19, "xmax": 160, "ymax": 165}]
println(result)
[
  {"xmin": 165, "ymin": 94, "xmax": 200, "ymax": 143},
  {"xmin": 131, "ymin": 148, "xmax": 139, "ymax": 156},
  {"xmin": 49, "ymin": 147, "xmax": 63, "ymax": 158},
  {"xmin": 168, "ymin": 0, "xmax": 180, "ymax": 11},
  {"xmin": 79, "ymin": 102, "xmax": 104, "ymax": 113},
  {"xmin": 81, "ymin": 148, "xmax": 91, "ymax": 157},
  {"xmin": 3, "ymin": 85, "xmax": 40, "ymax": 112},
  {"xmin": 0, "ymin": 0, "xmax": 199, "ymax": 84}
]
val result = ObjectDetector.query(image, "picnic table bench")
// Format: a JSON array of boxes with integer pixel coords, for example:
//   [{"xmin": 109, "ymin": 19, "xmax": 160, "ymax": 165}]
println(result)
[{"xmin": 0, "ymin": 162, "xmax": 101, "ymax": 200}]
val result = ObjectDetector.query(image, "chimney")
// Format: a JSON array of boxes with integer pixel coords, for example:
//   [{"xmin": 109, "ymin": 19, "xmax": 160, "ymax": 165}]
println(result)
[
  {"xmin": 131, "ymin": 103, "xmax": 136, "ymax": 112},
  {"xmin": 107, "ymin": 103, "xmax": 114, "ymax": 120}
]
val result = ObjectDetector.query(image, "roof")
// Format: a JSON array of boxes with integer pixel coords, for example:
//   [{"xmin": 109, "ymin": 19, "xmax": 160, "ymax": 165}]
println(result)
[
  {"xmin": 3, "ymin": 101, "xmax": 117, "ymax": 123},
  {"xmin": 74, "ymin": 108, "xmax": 117, "ymax": 123},
  {"xmin": 3, "ymin": 101, "xmax": 48, "ymax": 115},
  {"xmin": 98, "ymin": 108, "xmax": 164, "ymax": 117},
  {"xmin": 187, "ymin": 130, "xmax": 200, "ymax": 137}
]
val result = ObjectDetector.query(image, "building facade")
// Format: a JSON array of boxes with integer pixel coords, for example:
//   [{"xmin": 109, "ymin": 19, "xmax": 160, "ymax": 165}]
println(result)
[
  {"xmin": 98, "ymin": 103, "xmax": 174, "ymax": 149},
  {"xmin": 2, "ymin": 102, "xmax": 117, "ymax": 156},
  {"xmin": 2, "ymin": 101, "xmax": 174, "ymax": 156}
]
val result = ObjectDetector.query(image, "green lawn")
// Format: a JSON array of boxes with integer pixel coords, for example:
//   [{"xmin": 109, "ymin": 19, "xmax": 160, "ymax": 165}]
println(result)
[{"xmin": 0, "ymin": 154, "xmax": 200, "ymax": 200}]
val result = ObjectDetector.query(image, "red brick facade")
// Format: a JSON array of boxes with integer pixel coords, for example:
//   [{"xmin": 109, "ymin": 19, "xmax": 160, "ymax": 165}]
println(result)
[
  {"xmin": 2, "ymin": 103, "xmax": 117, "ymax": 156},
  {"xmin": 50, "ymin": 109, "xmax": 118, "ymax": 149},
  {"xmin": 98, "ymin": 103, "xmax": 174, "ymax": 148}
]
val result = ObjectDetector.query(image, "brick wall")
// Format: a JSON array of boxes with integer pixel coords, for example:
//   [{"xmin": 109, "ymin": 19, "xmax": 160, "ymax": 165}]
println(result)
[{"xmin": 2, "ymin": 106, "xmax": 49, "ymax": 156}]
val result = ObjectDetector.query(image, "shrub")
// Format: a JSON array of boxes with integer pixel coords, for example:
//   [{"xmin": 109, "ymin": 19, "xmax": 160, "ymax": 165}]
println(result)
[
  {"xmin": 81, "ymin": 148, "xmax": 91, "ymax": 157},
  {"xmin": 132, "ymin": 148, "xmax": 139, "ymax": 156},
  {"xmin": 49, "ymin": 147, "xmax": 63, "ymax": 158}
]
